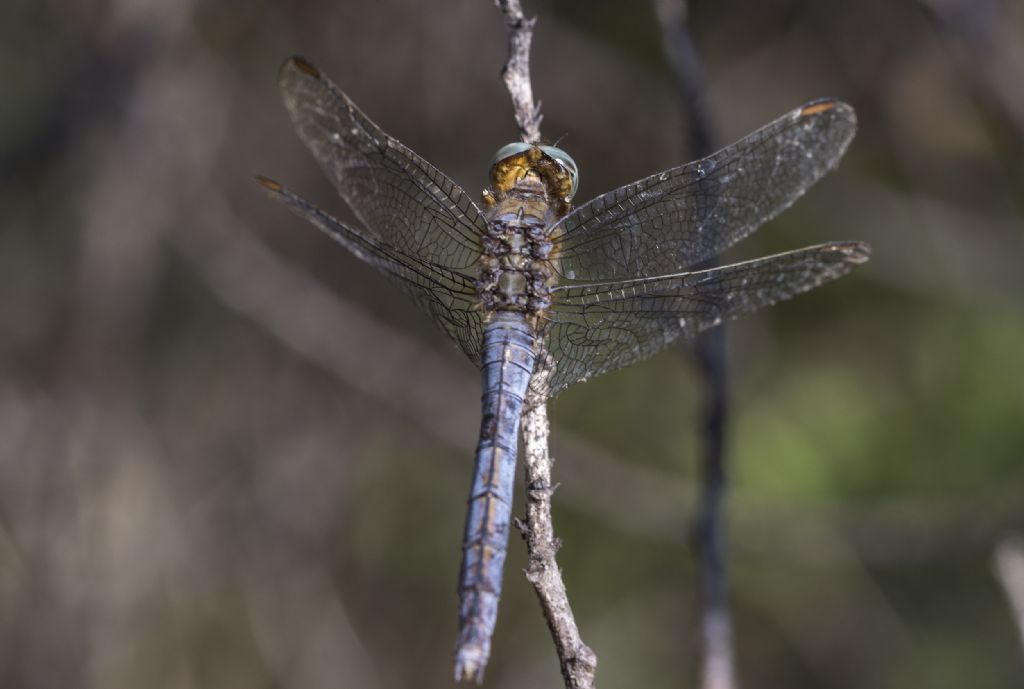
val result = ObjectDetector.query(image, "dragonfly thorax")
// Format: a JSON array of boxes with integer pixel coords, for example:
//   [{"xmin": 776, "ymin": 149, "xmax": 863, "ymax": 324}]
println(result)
[
  {"xmin": 476, "ymin": 210, "xmax": 555, "ymax": 315},
  {"xmin": 477, "ymin": 145, "xmax": 577, "ymax": 317},
  {"xmin": 485, "ymin": 144, "xmax": 577, "ymax": 214},
  {"xmin": 477, "ymin": 147, "xmax": 573, "ymax": 319}
]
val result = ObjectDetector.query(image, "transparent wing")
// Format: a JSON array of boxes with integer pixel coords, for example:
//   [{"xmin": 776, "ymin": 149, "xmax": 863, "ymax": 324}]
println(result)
[
  {"xmin": 552, "ymin": 100, "xmax": 856, "ymax": 281},
  {"xmin": 544, "ymin": 241, "xmax": 870, "ymax": 395},
  {"xmin": 278, "ymin": 56, "xmax": 486, "ymax": 271},
  {"xmin": 257, "ymin": 176, "xmax": 484, "ymax": 363}
]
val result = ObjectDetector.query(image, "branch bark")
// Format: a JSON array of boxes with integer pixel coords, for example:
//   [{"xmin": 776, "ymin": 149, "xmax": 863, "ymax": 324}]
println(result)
[
  {"xmin": 493, "ymin": 1, "xmax": 595, "ymax": 685},
  {"xmin": 521, "ymin": 361, "xmax": 597, "ymax": 689},
  {"xmin": 495, "ymin": 0, "xmax": 543, "ymax": 143}
]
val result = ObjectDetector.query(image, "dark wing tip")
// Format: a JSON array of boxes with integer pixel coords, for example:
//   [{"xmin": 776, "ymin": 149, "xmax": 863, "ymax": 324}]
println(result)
[
  {"xmin": 825, "ymin": 240, "xmax": 872, "ymax": 265},
  {"xmin": 254, "ymin": 174, "xmax": 284, "ymax": 193},
  {"xmin": 281, "ymin": 55, "xmax": 321, "ymax": 79}
]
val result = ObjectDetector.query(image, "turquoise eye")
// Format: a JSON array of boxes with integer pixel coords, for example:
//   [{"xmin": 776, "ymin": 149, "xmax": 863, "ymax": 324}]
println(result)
[
  {"xmin": 489, "ymin": 142, "xmax": 579, "ymax": 200},
  {"xmin": 490, "ymin": 142, "xmax": 532, "ymax": 169},
  {"xmin": 540, "ymin": 145, "xmax": 579, "ymax": 199}
]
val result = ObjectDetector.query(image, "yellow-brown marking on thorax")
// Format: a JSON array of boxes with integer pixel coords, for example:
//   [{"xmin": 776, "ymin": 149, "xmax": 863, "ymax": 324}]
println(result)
[{"xmin": 484, "ymin": 146, "xmax": 574, "ymax": 218}]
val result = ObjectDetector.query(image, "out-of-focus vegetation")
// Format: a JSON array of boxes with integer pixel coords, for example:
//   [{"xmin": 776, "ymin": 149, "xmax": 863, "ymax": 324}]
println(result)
[{"xmin": 1, "ymin": 0, "xmax": 1022, "ymax": 687}]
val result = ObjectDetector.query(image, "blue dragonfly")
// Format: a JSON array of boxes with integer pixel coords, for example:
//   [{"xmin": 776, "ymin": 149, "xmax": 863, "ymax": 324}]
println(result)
[{"xmin": 258, "ymin": 56, "xmax": 869, "ymax": 683}]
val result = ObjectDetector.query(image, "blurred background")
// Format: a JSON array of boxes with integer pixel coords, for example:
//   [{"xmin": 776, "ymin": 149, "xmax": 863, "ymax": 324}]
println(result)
[{"xmin": 2, "ymin": 0, "xmax": 1024, "ymax": 687}]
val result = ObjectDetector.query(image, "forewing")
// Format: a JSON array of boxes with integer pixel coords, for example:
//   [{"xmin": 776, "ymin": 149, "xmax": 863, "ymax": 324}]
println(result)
[
  {"xmin": 278, "ymin": 56, "xmax": 486, "ymax": 271},
  {"xmin": 553, "ymin": 100, "xmax": 857, "ymax": 281},
  {"xmin": 257, "ymin": 176, "xmax": 484, "ymax": 364},
  {"xmin": 544, "ymin": 241, "xmax": 869, "ymax": 395}
]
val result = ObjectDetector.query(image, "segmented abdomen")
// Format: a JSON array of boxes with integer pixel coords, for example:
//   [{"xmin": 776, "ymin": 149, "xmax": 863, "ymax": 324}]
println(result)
[{"xmin": 454, "ymin": 313, "xmax": 535, "ymax": 682}]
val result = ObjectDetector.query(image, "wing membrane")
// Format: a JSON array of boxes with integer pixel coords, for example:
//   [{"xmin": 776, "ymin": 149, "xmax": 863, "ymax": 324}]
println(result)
[
  {"xmin": 278, "ymin": 56, "xmax": 486, "ymax": 271},
  {"xmin": 258, "ymin": 176, "xmax": 484, "ymax": 363},
  {"xmin": 544, "ymin": 241, "xmax": 869, "ymax": 394},
  {"xmin": 553, "ymin": 100, "xmax": 857, "ymax": 281}
]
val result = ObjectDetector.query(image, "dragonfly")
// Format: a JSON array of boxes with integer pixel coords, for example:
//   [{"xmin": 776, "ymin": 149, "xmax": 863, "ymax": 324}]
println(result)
[{"xmin": 257, "ymin": 56, "xmax": 869, "ymax": 683}]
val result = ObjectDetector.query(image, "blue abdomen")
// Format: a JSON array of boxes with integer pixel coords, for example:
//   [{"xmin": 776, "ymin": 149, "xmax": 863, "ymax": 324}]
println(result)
[{"xmin": 454, "ymin": 312, "xmax": 536, "ymax": 680}]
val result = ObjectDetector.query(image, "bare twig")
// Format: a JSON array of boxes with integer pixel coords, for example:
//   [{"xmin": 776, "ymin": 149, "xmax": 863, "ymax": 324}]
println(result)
[
  {"xmin": 492, "ymin": 0, "xmax": 594, "ymax": 684},
  {"xmin": 521, "ymin": 362, "xmax": 597, "ymax": 689},
  {"xmin": 654, "ymin": 2, "xmax": 737, "ymax": 688},
  {"xmin": 495, "ymin": 0, "xmax": 543, "ymax": 143},
  {"xmin": 993, "ymin": 536, "xmax": 1024, "ymax": 658}
]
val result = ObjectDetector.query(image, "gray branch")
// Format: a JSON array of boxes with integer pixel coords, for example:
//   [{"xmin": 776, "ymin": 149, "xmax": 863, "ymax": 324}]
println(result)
[
  {"xmin": 522, "ymin": 361, "xmax": 597, "ymax": 689},
  {"xmin": 493, "ymin": 1, "xmax": 594, "ymax": 685},
  {"xmin": 495, "ymin": 0, "xmax": 543, "ymax": 143}
]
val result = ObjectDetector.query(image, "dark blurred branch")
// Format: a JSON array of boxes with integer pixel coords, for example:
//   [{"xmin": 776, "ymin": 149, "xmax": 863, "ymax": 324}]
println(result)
[
  {"xmin": 495, "ymin": 0, "xmax": 543, "ymax": 143},
  {"xmin": 653, "ymin": 0, "xmax": 714, "ymax": 158},
  {"xmin": 654, "ymin": 2, "xmax": 736, "ymax": 688},
  {"xmin": 993, "ymin": 536, "xmax": 1024, "ymax": 658},
  {"xmin": 493, "ymin": 1, "xmax": 594, "ymax": 684},
  {"xmin": 691, "ymin": 328, "xmax": 735, "ymax": 689}
]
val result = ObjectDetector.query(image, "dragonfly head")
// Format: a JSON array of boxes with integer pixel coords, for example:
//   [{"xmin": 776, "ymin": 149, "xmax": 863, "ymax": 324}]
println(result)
[{"xmin": 488, "ymin": 142, "xmax": 579, "ymax": 205}]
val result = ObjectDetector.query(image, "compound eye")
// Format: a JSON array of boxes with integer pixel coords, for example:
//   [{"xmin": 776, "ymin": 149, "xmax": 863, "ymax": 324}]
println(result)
[
  {"xmin": 540, "ymin": 145, "xmax": 579, "ymax": 199},
  {"xmin": 490, "ymin": 142, "xmax": 532, "ymax": 169}
]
